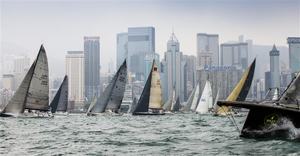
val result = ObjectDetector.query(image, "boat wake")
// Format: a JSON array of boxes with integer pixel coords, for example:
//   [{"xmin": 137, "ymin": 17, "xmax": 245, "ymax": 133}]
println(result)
[{"xmin": 244, "ymin": 118, "xmax": 300, "ymax": 140}]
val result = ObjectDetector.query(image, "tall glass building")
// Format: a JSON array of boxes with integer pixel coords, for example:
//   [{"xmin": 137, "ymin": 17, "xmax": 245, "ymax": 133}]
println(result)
[
  {"xmin": 269, "ymin": 45, "xmax": 280, "ymax": 89},
  {"xmin": 116, "ymin": 33, "xmax": 128, "ymax": 70},
  {"xmin": 84, "ymin": 36, "xmax": 100, "ymax": 103},
  {"xmin": 220, "ymin": 42, "xmax": 248, "ymax": 70},
  {"xmin": 127, "ymin": 27, "xmax": 155, "ymax": 78},
  {"xmin": 287, "ymin": 37, "xmax": 300, "ymax": 73}
]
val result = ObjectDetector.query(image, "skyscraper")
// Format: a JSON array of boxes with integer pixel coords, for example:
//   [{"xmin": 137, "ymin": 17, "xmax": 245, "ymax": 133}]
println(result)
[
  {"xmin": 265, "ymin": 44, "xmax": 280, "ymax": 94},
  {"xmin": 116, "ymin": 33, "xmax": 128, "ymax": 70},
  {"xmin": 84, "ymin": 36, "xmax": 100, "ymax": 103},
  {"xmin": 127, "ymin": 27, "xmax": 155, "ymax": 78},
  {"xmin": 220, "ymin": 42, "xmax": 248, "ymax": 69},
  {"xmin": 287, "ymin": 37, "xmax": 300, "ymax": 73},
  {"xmin": 66, "ymin": 51, "xmax": 85, "ymax": 108},
  {"xmin": 162, "ymin": 33, "xmax": 187, "ymax": 102},
  {"xmin": 196, "ymin": 33, "xmax": 219, "ymax": 69}
]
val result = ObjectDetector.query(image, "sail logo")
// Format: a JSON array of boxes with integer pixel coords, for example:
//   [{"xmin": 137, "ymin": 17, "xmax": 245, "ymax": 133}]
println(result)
[
  {"xmin": 264, "ymin": 114, "xmax": 279, "ymax": 125},
  {"xmin": 201, "ymin": 99, "xmax": 206, "ymax": 102}
]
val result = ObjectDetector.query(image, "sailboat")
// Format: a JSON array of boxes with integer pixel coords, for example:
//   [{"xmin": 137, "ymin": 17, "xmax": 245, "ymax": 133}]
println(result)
[
  {"xmin": 182, "ymin": 80, "xmax": 200, "ymax": 112},
  {"xmin": 49, "ymin": 75, "xmax": 68, "ymax": 115},
  {"xmin": 190, "ymin": 81, "xmax": 200, "ymax": 112},
  {"xmin": 171, "ymin": 96, "xmax": 180, "ymax": 112},
  {"xmin": 216, "ymin": 58, "xmax": 256, "ymax": 116},
  {"xmin": 132, "ymin": 60, "xmax": 165, "ymax": 115},
  {"xmin": 129, "ymin": 97, "xmax": 137, "ymax": 113},
  {"xmin": 218, "ymin": 70, "xmax": 300, "ymax": 138},
  {"xmin": 195, "ymin": 77, "xmax": 212, "ymax": 114},
  {"xmin": 87, "ymin": 60, "xmax": 127, "ymax": 116},
  {"xmin": 213, "ymin": 86, "xmax": 220, "ymax": 111},
  {"xmin": 0, "ymin": 45, "xmax": 52, "ymax": 117},
  {"xmin": 163, "ymin": 86, "xmax": 176, "ymax": 114}
]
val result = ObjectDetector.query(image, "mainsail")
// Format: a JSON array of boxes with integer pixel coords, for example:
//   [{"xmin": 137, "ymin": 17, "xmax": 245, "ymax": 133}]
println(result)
[
  {"xmin": 172, "ymin": 96, "xmax": 180, "ymax": 112},
  {"xmin": 196, "ymin": 79, "xmax": 210, "ymax": 113},
  {"xmin": 50, "ymin": 75, "xmax": 68, "ymax": 113},
  {"xmin": 182, "ymin": 81, "xmax": 197, "ymax": 111},
  {"xmin": 129, "ymin": 97, "xmax": 137, "ymax": 113},
  {"xmin": 208, "ymin": 80, "xmax": 213, "ymax": 109},
  {"xmin": 190, "ymin": 81, "xmax": 200, "ymax": 111},
  {"xmin": 133, "ymin": 68, "xmax": 153, "ymax": 113},
  {"xmin": 217, "ymin": 58, "xmax": 256, "ymax": 114},
  {"xmin": 2, "ymin": 45, "xmax": 49, "ymax": 114},
  {"xmin": 87, "ymin": 93, "xmax": 97, "ymax": 113},
  {"xmin": 25, "ymin": 45, "xmax": 49, "ymax": 111},
  {"xmin": 89, "ymin": 60, "xmax": 126, "ymax": 113},
  {"xmin": 105, "ymin": 60, "xmax": 127, "ymax": 110},
  {"xmin": 279, "ymin": 71, "xmax": 300, "ymax": 105},
  {"xmin": 148, "ymin": 61, "xmax": 162, "ymax": 109},
  {"xmin": 213, "ymin": 88, "xmax": 220, "ymax": 110},
  {"xmin": 163, "ymin": 86, "xmax": 175, "ymax": 111}
]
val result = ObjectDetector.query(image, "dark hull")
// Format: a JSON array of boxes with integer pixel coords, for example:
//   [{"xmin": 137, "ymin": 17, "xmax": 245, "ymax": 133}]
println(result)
[
  {"xmin": 0, "ymin": 113, "xmax": 13, "ymax": 117},
  {"xmin": 132, "ymin": 112, "xmax": 165, "ymax": 115},
  {"xmin": 218, "ymin": 101, "xmax": 300, "ymax": 138}
]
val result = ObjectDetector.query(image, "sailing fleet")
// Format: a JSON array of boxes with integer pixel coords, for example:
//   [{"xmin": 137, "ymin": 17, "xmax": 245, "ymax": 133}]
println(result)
[{"xmin": 1, "ymin": 44, "xmax": 300, "ymax": 139}]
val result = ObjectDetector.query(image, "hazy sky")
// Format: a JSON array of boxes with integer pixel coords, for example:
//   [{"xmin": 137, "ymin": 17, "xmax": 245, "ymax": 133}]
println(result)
[{"xmin": 1, "ymin": 0, "xmax": 299, "ymax": 75}]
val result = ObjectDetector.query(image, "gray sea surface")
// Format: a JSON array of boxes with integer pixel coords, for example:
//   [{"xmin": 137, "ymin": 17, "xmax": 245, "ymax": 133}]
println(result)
[{"xmin": 1, "ymin": 113, "xmax": 300, "ymax": 156}]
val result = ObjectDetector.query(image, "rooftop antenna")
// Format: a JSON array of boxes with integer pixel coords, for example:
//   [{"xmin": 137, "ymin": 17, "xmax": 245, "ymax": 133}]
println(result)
[{"xmin": 172, "ymin": 24, "xmax": 174, "ymax": 34}]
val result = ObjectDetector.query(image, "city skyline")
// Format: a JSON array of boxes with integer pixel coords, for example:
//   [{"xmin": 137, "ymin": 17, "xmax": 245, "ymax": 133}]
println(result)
[{"xmin": 1, "ymin": 0, "xmax": 299, "ymax": 76}]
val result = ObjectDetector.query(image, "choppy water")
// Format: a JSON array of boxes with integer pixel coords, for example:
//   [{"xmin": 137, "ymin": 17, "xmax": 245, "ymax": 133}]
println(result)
[{"xmin": 1, "ymin": 113, "xmax": 300, "ymax": 155}]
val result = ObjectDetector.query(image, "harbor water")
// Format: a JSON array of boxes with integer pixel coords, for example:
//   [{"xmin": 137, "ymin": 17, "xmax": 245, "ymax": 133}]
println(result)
[{"xmin": 1, "ymin": 113, "xmax": 300, "ymax": 155}]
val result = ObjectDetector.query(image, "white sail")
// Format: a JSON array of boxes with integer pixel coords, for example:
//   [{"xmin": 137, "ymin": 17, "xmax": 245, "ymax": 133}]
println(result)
[
  {"xmin": 87, "ymin": 93, "xmax": 97, "ymax": 113},
  {"xmin": 213, "ymin": 88, "xmax": 220, "ymax": 110},
  {"xmin": 2, "ymin": 62, "xmax": 35, "ymax": 114},
  {"xmin": 196, "ymin": 80, "xmax": 210, "ymax": 114},
  {"xmin": 279, "ymin": 71, "xmax": 300, "ymax": 105},
  {"xmin": 190, "ymin": 82, "xmax": 200, "ymax": 111},
  {"xmin": 170, "ymin": 87, "xmax": 177, "ymax": 111},
  {"xmin": 105, "ymin": 60, "xmax": 127, "ymax": 110},
  {"xmin": 272, "ymin": 88, "xmax": 279, "ymax": 101},
  {"xmin": 163, "ymin": 87, "xmax": 173, "ymax": 111},
  {"xmin": 208, "ymin": 80, "xmax": 213, "ymax": 109},
  {"xmin": 25, "ymin": 46, "xmax": 49, "ymax": 111},
  {"xmin": 182, "ymin": 81, "xmax": 197, "ymax": 111},
  {"xmin": 149, "ymin": 61, "xmax": 163, "ymax": 109}
]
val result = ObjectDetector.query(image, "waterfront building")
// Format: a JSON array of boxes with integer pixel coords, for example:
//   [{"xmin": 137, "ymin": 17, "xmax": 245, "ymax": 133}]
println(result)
[
  {"xmin": 84, "ymin": 36, "xmax": 100, "ymax": 103},
  {"xmin": 287, "ymin": 37, "xmax": 300, "ymax": 73},
  {"xmin": 196, "ymin": 33, "xmax": 219, "ymax": 69},
  {"xmin": 66, "ymin": 51, "xmax": 85, "ymax": 108},
  {"xmin": 220, "ymin": 42, "xmax": 248, "ymax": 70},
  {"xmin": 116, "ymin": 33, "xmax": 128, "ymax": 70}
]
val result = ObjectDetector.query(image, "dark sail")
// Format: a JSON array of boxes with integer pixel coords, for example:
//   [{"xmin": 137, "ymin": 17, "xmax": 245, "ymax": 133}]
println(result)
[
  {"xmin": 105, "ymin": 60, "xmax": 127, "ymax": 110},
  {"xmin": 133, "ymin": 70, "xmax": 153, "ymax": 113},
  {"xmin": 173, "ymin": 96, "xmax": 180, "ymax": 112},
  {"xmin": 236, "ymin": 58, "xmax": 256, "ymax": 101},
  {"xmin": 50, "ymin": 75, "xmax": 68, "ymax": 113}
]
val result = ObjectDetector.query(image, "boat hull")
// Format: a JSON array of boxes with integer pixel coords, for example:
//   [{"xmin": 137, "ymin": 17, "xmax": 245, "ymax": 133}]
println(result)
[
  {"xmin": 132, "ymin": 112, "xmax": 165, "ymax": 115},
  {"xmin": 218, "ymin": 101, "xmax": 300, "ymax": 138},
  {"xmin": 87, "ymin": 112, "xmax": 124, "ymax": 116}
]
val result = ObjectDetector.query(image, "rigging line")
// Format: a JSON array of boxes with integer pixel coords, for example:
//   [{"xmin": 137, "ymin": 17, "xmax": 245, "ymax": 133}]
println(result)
[
  {"xmin": 229, "ymin": 108, "xmax": 240, "ymax": 132},
  {"xmin": 221, "ymin": 106, "xmax": 240, "ymax": 134}
]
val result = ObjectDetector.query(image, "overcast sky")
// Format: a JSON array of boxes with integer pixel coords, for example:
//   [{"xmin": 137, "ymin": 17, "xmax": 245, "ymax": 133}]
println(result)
[{"xmin": 1, "ymin": 0, "xmax": 299, "ymax": 74}]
